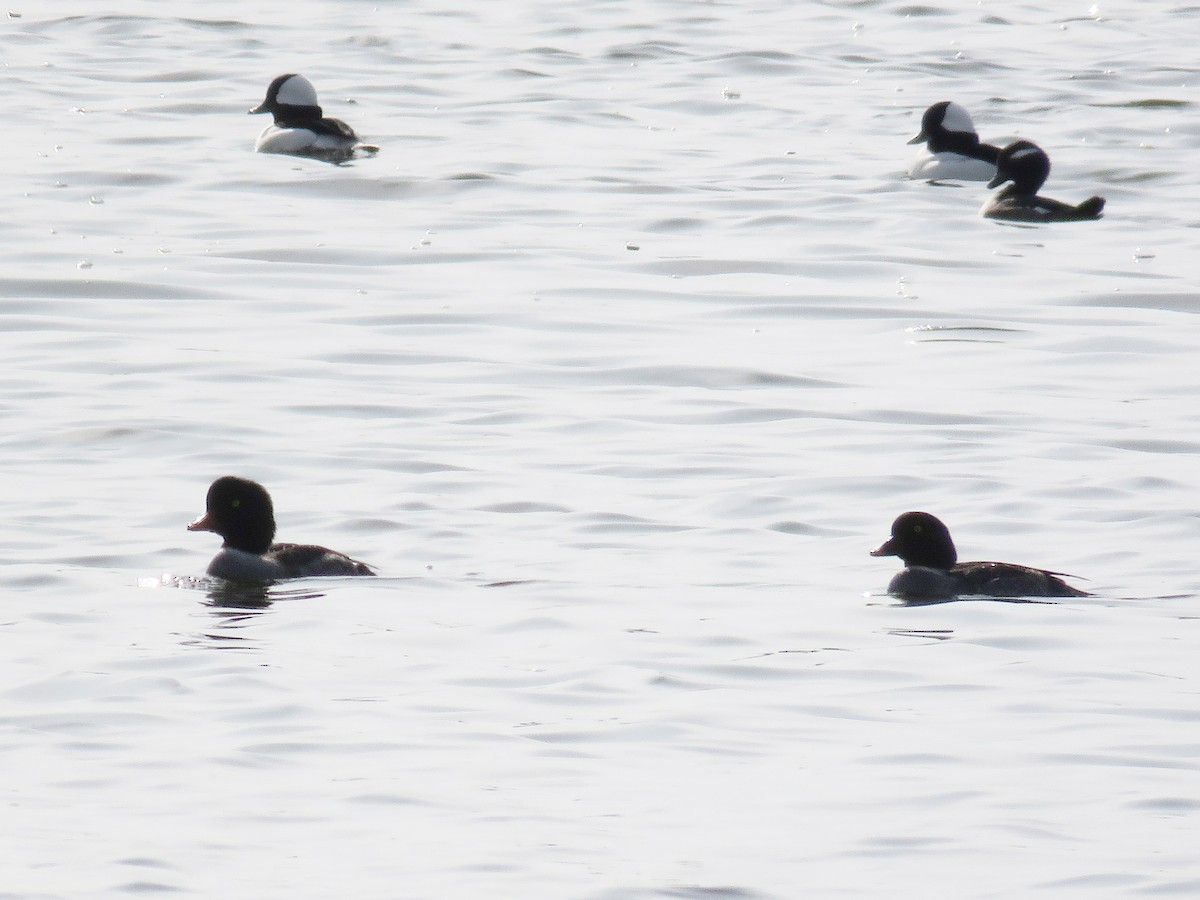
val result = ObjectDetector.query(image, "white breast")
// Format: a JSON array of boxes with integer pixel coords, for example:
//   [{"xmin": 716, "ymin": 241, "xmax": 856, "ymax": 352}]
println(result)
[
  {"xmin": 256, "ymin": 125, "xmax": 353, "ymax": 155},
  {"xmin": 908, "ymin": 150, "xmax": 997, "ymax": 182}
]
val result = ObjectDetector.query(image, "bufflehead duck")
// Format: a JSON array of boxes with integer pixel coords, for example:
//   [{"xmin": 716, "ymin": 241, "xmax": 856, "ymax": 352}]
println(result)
[
  {"xmin": 907, "ymin": 101, "xmax": 1001, "ymax": 182},
  {"xmin": 188, "ymin": 476, "xmax": 375, "ymax": 580},
  {"xmin": 982, "ymin": 140, "xmax": 1105, "ymax": 222},
  {"xmin": 249, "ymin": 73, "xmax": 377, "ymax": 163},
  {"xmin": 871, "ymin": 511, "xmax": 1088, "ymax": 601}
]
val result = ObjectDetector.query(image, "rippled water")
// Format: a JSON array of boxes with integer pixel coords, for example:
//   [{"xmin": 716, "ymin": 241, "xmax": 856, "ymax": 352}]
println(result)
[{"xmin": 4, "ymin": 1, "xmax": 1200, "ymax": 896}]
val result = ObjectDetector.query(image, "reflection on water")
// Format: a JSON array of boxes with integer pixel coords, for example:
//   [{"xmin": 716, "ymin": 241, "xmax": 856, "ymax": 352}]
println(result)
[
  {"xmin": 895, "ymin": 595, "xmax": 1058, "ymax": 609},
  {"xmin": 140, "ymin": 573, "xmax": 327, "ymax": 612},
  {"xmin": 204, "ymin": 581, "xmax": 281, "ymax": 610},
  {"xmin": 887, "ymin": 628, "xmax": 956, "ymax": 642}
]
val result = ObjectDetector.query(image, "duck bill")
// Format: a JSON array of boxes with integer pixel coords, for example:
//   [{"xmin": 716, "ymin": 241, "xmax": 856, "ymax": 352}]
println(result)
[
  {"xmin": 986, "ymin": 172, "xmax": 1006, "ymax": 189},
  {"xmin": 870, "ymin": 538, "xmax": 897, "ymax": 558},
  {"xmin": 906, "ymin": 131, "xmax": 927, "ymax": 146},
  {"xmin": 187, "ymin": 513, "xmax": 215, "ymax": 533},
  {"xmin": 248, "ymin": 103, "xmax": 269, "ymax": 115}
]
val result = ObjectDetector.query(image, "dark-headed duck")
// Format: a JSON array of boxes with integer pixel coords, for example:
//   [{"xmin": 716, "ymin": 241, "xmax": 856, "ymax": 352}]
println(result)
[
  {"xmin": 188, "ymin": 476, "xmax": 375, "ymax": 581},
  {"xmin": 982, "ymin": 140, "xmax": 1104, "ymax": 222},
  {"xmin": 871, "ymin": 511, "xmax": 1088, "ymax": 600}
]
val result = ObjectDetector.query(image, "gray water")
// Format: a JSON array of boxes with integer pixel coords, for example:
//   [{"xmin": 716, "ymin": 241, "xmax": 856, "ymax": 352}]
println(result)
[{"xmin": 3, "ymin": 1, "xmax": 1200, "ymax": 896}]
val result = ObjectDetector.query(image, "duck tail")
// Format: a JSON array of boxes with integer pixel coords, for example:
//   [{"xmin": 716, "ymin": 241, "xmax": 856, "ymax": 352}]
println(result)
[{"xmin": 1076, "ymin": 196, "xmax": 1105, "ymax": 219}]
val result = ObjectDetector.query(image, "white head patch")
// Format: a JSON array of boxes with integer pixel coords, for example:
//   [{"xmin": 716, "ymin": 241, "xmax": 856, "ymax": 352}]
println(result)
[
  {"xmin": 940, "ymin": 102, "xmax": 977, "ymax": 136},
  {"xmin": 277, "ymin": 74, "xmax": 319, "ymax": 107},
  {"xmin": 1011, "ymin": 147, "xmax": 1040, "ymax": 162}
]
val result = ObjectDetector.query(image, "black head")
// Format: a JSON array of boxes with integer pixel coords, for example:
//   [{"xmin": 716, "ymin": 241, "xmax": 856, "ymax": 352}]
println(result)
[
  {"xmin": 908, "ymin": 101, "xmax": 949, "ymax": 145},
  {"xmin": 908, "ymin": 100, "xmax": 979, "ymax": 150},
  {"xmin": 187, "ymin": 476, "xmax": 277, "ymax": 554},
  {"xmin": 249, "ymin": 73, "xmax": 322, "ymax": 120},
  {"xmin": 988, "ymin": 140, "xmax": 1050, "ymax": 194},
  {"xmin": 870, "ymin": 511, "xmax": 958, "ymax": 569}
]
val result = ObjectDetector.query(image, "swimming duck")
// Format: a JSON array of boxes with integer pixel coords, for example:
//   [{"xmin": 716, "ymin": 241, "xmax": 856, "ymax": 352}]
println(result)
[
  {"xmin": 907, "ymin": 101, "xmax": 1000, "ymax": 182},
  {"xmin": 188, "ymin": 476, "xmax": 375, "ymax": 580},
  {"xmin": 871, "ymin": 511, "xmax": 1088, "ymax": 600},
  {"xmin": 249, "ymin": 73, "xmax": 376, "ymax": 163},
  {"xmin": 982, "ymin": 140, "xmax": 1105, "ymax": 222}
]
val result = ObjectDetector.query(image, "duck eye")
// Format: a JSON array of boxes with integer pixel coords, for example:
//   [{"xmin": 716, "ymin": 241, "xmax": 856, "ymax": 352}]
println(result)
[
  {"xmin": 914, "ymin": 525, "xmax": 923, "ymax": 533},
  {"xmin": 231, "ymin": 499, "xmax": 240, "ymax": 508}
]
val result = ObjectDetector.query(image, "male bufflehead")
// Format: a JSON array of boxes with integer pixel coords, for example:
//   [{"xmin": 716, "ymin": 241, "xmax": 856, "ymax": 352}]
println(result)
[
  {"xmin": 907, "ymin": 101, "xmax": 1000, "ymax": 181},
  {"xmin": 871, "ymin": 511, "xmax": 1089, "ymax": 601},
  {"xmin": 188, "ymin": 476, "xmax": 376, "ymax": 581},
  {"xmin": 249, "ymin": 73, "xmax": 377, "ymax": 163},
  {"xmin": 981, "ymin": 140, "xmax": 1105, "ymax": 222}
]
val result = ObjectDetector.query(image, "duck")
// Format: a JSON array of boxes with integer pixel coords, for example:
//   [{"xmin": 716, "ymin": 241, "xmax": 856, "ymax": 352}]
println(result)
[
  {"xmin": 249, "ymin": 73, "xmax": 377, "ymax": 163},
  {"xmin": 187, "ymin": 476, "xmax": 375, "ymax": 580},
  {"xmin": 870, "ymin": 511, "xmax": 1088, "ymax": 601},
  {"xmin": 906, "ymin": 101, "xmax": 1000, "ymax": 182},
  {"xmin": 982, "ymin": 140, "xmax": 1105, "ymax": 222}
]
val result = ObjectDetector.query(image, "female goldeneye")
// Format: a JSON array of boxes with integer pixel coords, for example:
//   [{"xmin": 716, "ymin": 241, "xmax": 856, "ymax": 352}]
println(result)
[
  {"xmin": 187, "ymin": 476, "xmax": 375, "ymax": 581},
  {"xmin": 871, "ymin": 511, "xmax": 1088, "ymax": 601},
  {"xmin": 982, "ymin": 140, "xmax": 1105, "ymax": 222},
  {"xmin": 906, "ymin": 101, "xmax": 1001, "ymax": 181},
  {"xmin": 249, "ymin": 73, "xmax": 377, "ymax": 163}
]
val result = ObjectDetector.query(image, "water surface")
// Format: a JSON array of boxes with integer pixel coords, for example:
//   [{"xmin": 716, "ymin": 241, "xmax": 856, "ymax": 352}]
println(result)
[{"xmin": 3, "ymin": 1, "xmax": 1200, "ymax": 896}]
